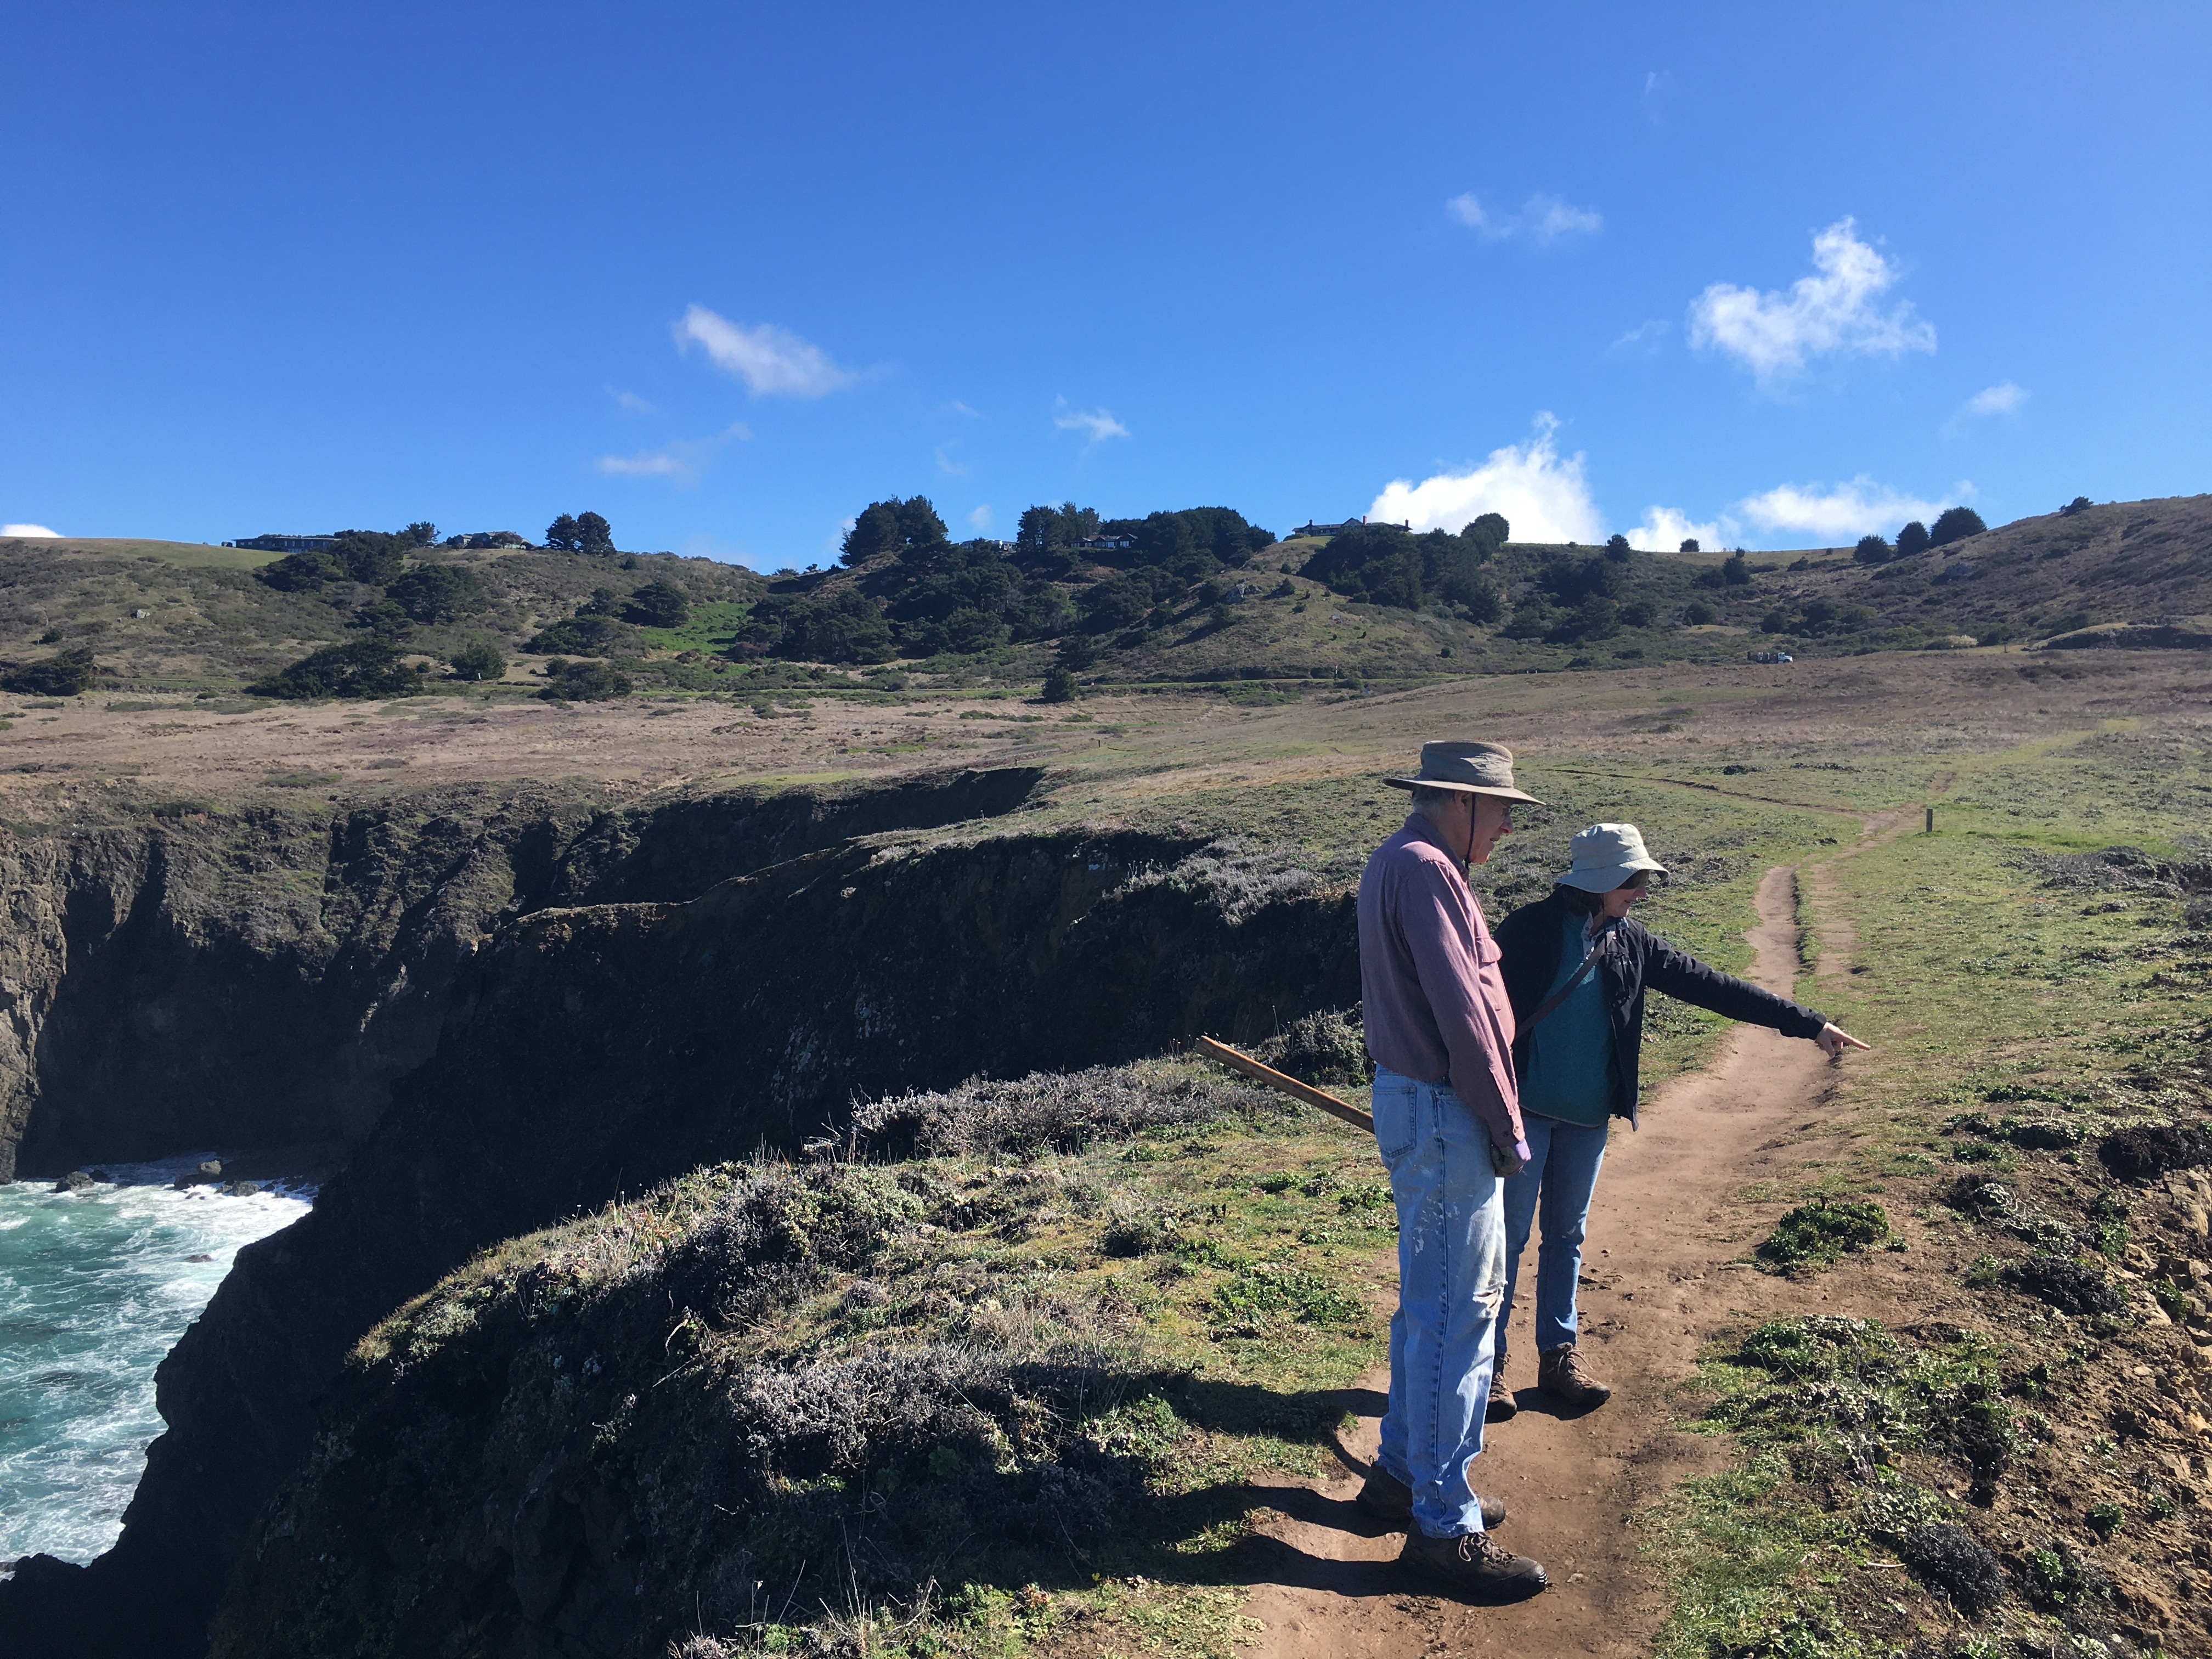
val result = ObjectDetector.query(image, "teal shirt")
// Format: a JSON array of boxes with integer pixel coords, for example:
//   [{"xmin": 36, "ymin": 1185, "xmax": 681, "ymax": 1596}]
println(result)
[{"xmin": 1519, "ymin": 910, "xmax": 1618, "ymax": 1127}]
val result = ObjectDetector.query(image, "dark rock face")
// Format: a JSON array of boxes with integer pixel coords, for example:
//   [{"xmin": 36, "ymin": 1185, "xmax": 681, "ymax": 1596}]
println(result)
[
  {"xmin": 0, "ymin": 768, "xmax": 1040, "ymax": 1181},
  {"xmin": 0, "ymin": 811, "xmax": 1353, "ymax": 1657}
]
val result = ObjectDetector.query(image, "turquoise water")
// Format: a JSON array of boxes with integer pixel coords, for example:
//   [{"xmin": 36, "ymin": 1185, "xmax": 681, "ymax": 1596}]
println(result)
[{"xmin": 0, "ymin": 1159, "xmax": 311, "ymax": 1564}]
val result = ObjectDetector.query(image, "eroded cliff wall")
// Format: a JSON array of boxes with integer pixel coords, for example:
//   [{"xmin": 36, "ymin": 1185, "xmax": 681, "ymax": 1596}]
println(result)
[{"xmin": 0, "ymin": 767, "xmax": 1041, "ymax": 1181}]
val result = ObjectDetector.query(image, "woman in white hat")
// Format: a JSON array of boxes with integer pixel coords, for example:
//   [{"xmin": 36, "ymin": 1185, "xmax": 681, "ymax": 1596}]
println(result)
[{"xmin": 1488, "ymin": 823, "xmax": 1867, "ymax": 1417}]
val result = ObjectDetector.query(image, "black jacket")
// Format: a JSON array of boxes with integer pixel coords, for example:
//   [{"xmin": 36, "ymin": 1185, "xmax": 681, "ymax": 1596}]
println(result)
[{"xmin": 1495, "ymin": 891, "xmax": 1829, "ymax": 1127}]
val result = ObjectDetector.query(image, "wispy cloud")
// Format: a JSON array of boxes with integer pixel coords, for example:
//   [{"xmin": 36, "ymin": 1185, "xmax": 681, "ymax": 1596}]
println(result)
[
  {"xmin": 1446, "ymin": 191, "xmax": 1602, "ymax": 246},
  {"xmin": 943, "ymin": 399, "xmax": 984, "ymax": 419},
  {"xmin": 674, "ymin": 304, "xmax": 858, "ymax": 398},
  {"xmin": 1610, "ymin": 319, "xmax": 1669, "ymax": 354},
  {"xmin": 968, "ymin": 504, "xmax": 994, "ymax": 533},
  {"xmin": 1640, "ymin": 70, "xmax": 1675, "ymax": 129},
  {"xmin": 1624, "ymin": 506, "xmax": 1735, "ymax": 552},
  {"xmin": 934, "ymin": 442, "xmax": 970, "ymax": 477},
  {"xmin": 594, "ymin": 421, "xmax": 752, "ymax": 487},
  {"xmin": 606, "ymin": 386, "xmax": 657, "ymax": 416},
  {"xmin": 1942, "ymin": 381, "xmax": 2029, "ymax": 437},
  {"xmin": 1735, "ymin": 475, "xmax": 1963, "ymax": 541},
  {"xmin": 1368, "ymin": 414, "xmax": 1607, "ymax": 544},
  {"xmin": 1052, "ymin": 398, "xmax": 1130, "ymax": 445},
  {"xmin": 1689, "ymin": 218, "xmax": 1936, "ymax": 386},
  {"xmin": 3, "ymin": 522, "xmax": 59, "ymax": 538}
]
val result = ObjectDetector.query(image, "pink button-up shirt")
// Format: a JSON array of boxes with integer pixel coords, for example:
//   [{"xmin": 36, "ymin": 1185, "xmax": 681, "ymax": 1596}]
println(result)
[{"xmin": 1356, "ymin": 813, "xmax": 1525, "ymax": 1152}]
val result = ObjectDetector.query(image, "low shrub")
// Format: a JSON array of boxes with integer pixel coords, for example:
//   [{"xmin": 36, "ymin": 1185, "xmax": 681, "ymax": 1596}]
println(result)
[{"xmin": 1754, "ymin": 1199, "xmax": 1890, "ymax": 1273}]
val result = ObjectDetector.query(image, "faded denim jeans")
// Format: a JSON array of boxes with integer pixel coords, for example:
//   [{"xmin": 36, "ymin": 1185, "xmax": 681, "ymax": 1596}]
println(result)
[
  {"xmin": 1499, "ymin": 1113, "xmax": 1610, "ymax": 1367},
  {"xmin": 1370, "ymin": 1065, "xmax": 1508, "ymax": 1538}
]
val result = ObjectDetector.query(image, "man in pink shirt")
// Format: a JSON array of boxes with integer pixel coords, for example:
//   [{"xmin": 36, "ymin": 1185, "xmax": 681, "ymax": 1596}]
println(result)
[{"xmin": 1353, "ymin": 740, "xmax": 1548, "ymax": 1601}]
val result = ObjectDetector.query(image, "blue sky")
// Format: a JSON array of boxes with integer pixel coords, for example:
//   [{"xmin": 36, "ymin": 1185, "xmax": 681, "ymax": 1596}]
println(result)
[{"xmin": 4, "ymin": 3, "xmax": 2207, "ymax": 565}]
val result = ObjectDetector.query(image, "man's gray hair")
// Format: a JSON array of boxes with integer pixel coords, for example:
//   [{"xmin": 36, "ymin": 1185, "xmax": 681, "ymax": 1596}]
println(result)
[{"xmin": 1409, "ymin": 785, "xmax": 1459, "ymax": 810}]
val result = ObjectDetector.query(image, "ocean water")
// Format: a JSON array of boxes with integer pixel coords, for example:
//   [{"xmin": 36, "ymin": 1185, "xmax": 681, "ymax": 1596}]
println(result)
[{"xmin": 0, "ymin": 1159, "xmax": 311, "ymax": 1565}]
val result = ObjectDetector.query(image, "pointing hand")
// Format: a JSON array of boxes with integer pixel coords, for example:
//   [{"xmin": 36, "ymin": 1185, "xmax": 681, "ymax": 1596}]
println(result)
[{"xmin": 1815, "ymin": 1023, "xmax": 1870, "ymax": 1059}]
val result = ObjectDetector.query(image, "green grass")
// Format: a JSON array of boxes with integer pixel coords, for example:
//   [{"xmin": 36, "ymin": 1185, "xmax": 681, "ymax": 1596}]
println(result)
[{"xmin": 636, "ymin": 597, "xmax": 754, "ymax": 654}]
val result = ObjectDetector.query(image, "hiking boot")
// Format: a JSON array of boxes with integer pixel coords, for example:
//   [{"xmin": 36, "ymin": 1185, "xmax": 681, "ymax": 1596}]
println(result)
[
  {"xmin": 1355, "ymin": 1466, "xmax": 1506, "ymax": 1530},
  {"xmin": 1398, "ymin": 1527, "xmax": 1548, "ymax": 1601},
  {"xmin": 1486, "ymin": 1356, "xmax": 1517, "ymax": 1423},
  {"xmin": 1538, "ymin": 1343, "xmax": 1612, "ymax": 1408}
]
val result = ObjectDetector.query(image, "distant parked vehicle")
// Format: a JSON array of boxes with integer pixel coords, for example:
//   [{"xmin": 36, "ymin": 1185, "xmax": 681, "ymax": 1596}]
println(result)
[{"xmin": 1747, "ymin": 650, "xmax": 1795, "ymax": 665}]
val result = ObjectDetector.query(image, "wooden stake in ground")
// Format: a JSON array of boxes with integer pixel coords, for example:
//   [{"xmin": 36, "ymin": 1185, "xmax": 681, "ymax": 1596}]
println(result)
[{"xmin": 1194, "ymin": 1035, "xmax": 1375, "ymax": 1135}]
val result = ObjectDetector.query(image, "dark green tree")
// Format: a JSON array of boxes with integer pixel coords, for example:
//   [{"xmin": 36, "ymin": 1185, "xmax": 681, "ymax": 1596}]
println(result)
[
  {"xmin": 1682, "ymin": 600, "xmax": 1716, "ymax": 625},
  {"xmin": 247, "ymin": 639, "xmax": 428, "ymax": 699},
  {"xmin": 448, "ymin": 639, "xmax": 506, "ymax": 681},
  {"xmin": 540, "ymin": 659, "xmax": 633, "ymax": 701},
  {"xmin": 575, "ymin": 512, "xmax": 615, "ymax": 555},
  {"xmin": 1, "ymin": 646, "xmax": 95, "ymax": 696},
  {"xmin": 1041, "ymin": 665, "xmax": 1079, "ymax": 703},
  {"xmin": 404, "ymin": 521, "xmax": 438, "ymax": 546},
  {"xmin": 257, "ymin": 549, "xmax": 346, "ymax": 591},
  {"xmin": 622, "ymin": 579, "xmax": 691, "ymax": 628},
  {"xmin": 896, "ymin": 497, "xmax": 950, "ymax": 551},
  {"xmin": 1679, "ymin": 538, "xmax": 1700, "ymax": 553},
  {"xmin": 1722, "ymin": 554, "xmax": 1751, "ymax": 585},
  {"xmin": 841, "ymin": 501, "xmax": 904, "ymax": 566},
  {"xmin": 345, "ymin": 598, "xmax": 414, "ymax": 638},
  {"xmin": 1895, "ymin": 520, "xmax": 1931, "ymax": 557},
  {"xmin": 1605, "ymin": 534, "xmax": 1632, "ymax": 561},
  {"xmin": 1853, "ymin": 534, "xmax": 1892, "ymax": 565},
  {"xmin": 2061, "ymin": 496, "xmax": 2092, "ymax": 516},
  {"xmin": 1929, "ymin": 506, "xmax": 1987, "ymax": 546},
  {"xmin": 387, "ymin": 565, "xmax": 490, "ymax": 623},
  {"xmin": 1464, "ymin": 514, "xmax": 1510, "ymax": 554},
  {"xmin": 546, "ymin": 515, "xmax": 582, "ymax": 551}
]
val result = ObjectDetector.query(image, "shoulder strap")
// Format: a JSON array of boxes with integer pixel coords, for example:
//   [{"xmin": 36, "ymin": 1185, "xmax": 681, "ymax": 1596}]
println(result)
[{"xmin": 1522, "ymin": 920, "xmax": 1620, "ymax": 1032}]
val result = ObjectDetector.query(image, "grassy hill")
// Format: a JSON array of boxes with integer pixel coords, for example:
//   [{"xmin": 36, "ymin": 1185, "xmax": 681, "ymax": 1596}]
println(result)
[{"xmin": 3, "ymin": 493, "xmax": 2208, "ymax": 704}]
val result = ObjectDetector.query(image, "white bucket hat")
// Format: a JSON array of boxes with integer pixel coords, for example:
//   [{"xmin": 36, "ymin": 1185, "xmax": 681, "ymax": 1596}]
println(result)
[
  {"xmin": 1382, "ymin": 740, "xmax": 1544, "ymax": 805},
  {"xmin": 1559, "ymin": 822, "xmax": 1667, "ymax": 892}
]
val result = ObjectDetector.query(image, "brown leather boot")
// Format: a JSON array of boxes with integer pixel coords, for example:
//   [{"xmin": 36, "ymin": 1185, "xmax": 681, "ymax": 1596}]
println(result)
[
  {"xmin": 1398, "ymin": 1528, "xmax": 1548, "ymax": 1601},
  {"xmin": 1486, "ymin": 1353, "xmax": 1517, "ymax": 1422},
  {"xmin": 1537, "ymin": 1342, "xmax": 1612, "ymax": 1408},
  {"xmin": 1355, "ymin": 1466, "xmax": 1506, "ymax": 1530}
]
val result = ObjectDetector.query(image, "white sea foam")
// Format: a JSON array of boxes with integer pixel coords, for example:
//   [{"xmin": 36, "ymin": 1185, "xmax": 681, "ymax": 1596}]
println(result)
[{"xmin": 0, "ymin": 1155, "xmax": 312, "ymax": 1565}]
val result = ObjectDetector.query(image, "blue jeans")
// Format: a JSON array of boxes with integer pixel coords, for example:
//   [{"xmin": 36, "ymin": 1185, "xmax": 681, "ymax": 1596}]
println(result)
[
  {"xmin": 1370, "ymin": 1066, "xmax": 1507, "ymax": 1538},
  {"xmin": 1500, "ymin": 1114, "xmax": 1610, "ymax": 1364}
]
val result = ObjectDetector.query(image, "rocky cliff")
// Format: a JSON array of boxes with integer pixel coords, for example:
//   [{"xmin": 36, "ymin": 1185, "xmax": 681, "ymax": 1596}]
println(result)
[
  {"xmin": 0, "ymin": 786, "xmax": 1357, "ymax": 1656},
  {"xmin": 0, "ymin": 766, "xmax": 1042, "ymax": 1181}
]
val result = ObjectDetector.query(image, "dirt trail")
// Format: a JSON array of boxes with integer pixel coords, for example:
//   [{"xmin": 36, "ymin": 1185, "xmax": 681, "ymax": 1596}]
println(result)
[{"xmin": 1233, "ymin": 811, "xmax": 1921, "ymax": 1657}]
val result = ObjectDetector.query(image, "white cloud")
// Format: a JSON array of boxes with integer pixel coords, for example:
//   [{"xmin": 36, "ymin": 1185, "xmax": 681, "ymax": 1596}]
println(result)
[
  {"xmin": 3, "ymin": 523, "xmax": 59, "ymax": 538},
  {"xmin": 1688, "ymin": 218, "xmax": 1936, "ymax": 385},
  {"xmin": 1963, "ymin": 381, "xmax": 2028, "ymax": 417},
  {"xmin": 594, "ymin": 421, "xmax": 751, "ymax": 487},
  {"xmin": 1052, "ymin": 398, "xmax": 1130, "ymax": 445},
  {"xmin": 1641, "ymin": 70, "xmax": 1675, "ymax": 128},
  {"xmin": 968, "ymin": 504, "xmax": 994, "ymax": 532},
  {"xmin": 606, "ymin": 386, "xmax": 657, "ymax": 416},
  {"xmin": 943, "ymin": 399, "xmax": 984, "ymax": 419},
  {"xmin": 1446, "ymin": 191, "xmax": 1601, "ymax": 245},
  {"xmin": 673, "ymin": 304, "xmax": 857, "ymax": 398},
  {"xmin": 1734, "ymin": 475, "xmax": 1962, "ymax": 541},
  {"xmin": 934, "ymin": 442, "xmax": 969, "ymax": 477},
  {"xmin": 1624, "ymin": 506, "xmax": 1735, "ymax": 552},
  {"xmin": 1367, "ymin": 414, "xmax": 1608, "ymax": 544}
]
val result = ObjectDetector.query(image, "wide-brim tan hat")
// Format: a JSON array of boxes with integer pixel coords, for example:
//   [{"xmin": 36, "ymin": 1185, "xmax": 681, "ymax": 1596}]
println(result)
[
  {"xmin": 1559, "ymin": 821, "xmax": 1667, "ymax": 891},
  {"xmin": 1383, "ymin": 740, "xmax": 1544, "ymax": 805}
]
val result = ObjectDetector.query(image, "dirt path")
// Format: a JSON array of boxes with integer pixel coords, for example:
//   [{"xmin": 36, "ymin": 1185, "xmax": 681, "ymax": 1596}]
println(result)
[{"xmin": 1232, "ymin": 817, "xmax": 1917, "ymax": 1656}]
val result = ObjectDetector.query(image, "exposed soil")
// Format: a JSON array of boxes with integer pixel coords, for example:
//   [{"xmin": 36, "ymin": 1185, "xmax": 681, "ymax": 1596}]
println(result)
[{"xmin": 1233, "ymin": 823, "xmax": 1912, "ymax": 1655}]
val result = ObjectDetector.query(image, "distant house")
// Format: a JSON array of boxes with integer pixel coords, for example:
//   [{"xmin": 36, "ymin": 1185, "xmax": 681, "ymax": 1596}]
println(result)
[
  {"xmin": 1289, "ymin": 518, "xmax": 1371, "ymax": 538},
  {"xmin": 226, "ymin": 533, "xmax": 338, "ymax": 552},
  {"xmin": 1077, "ymin": 532, "xmax": 1137, "ymax": 552}
]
